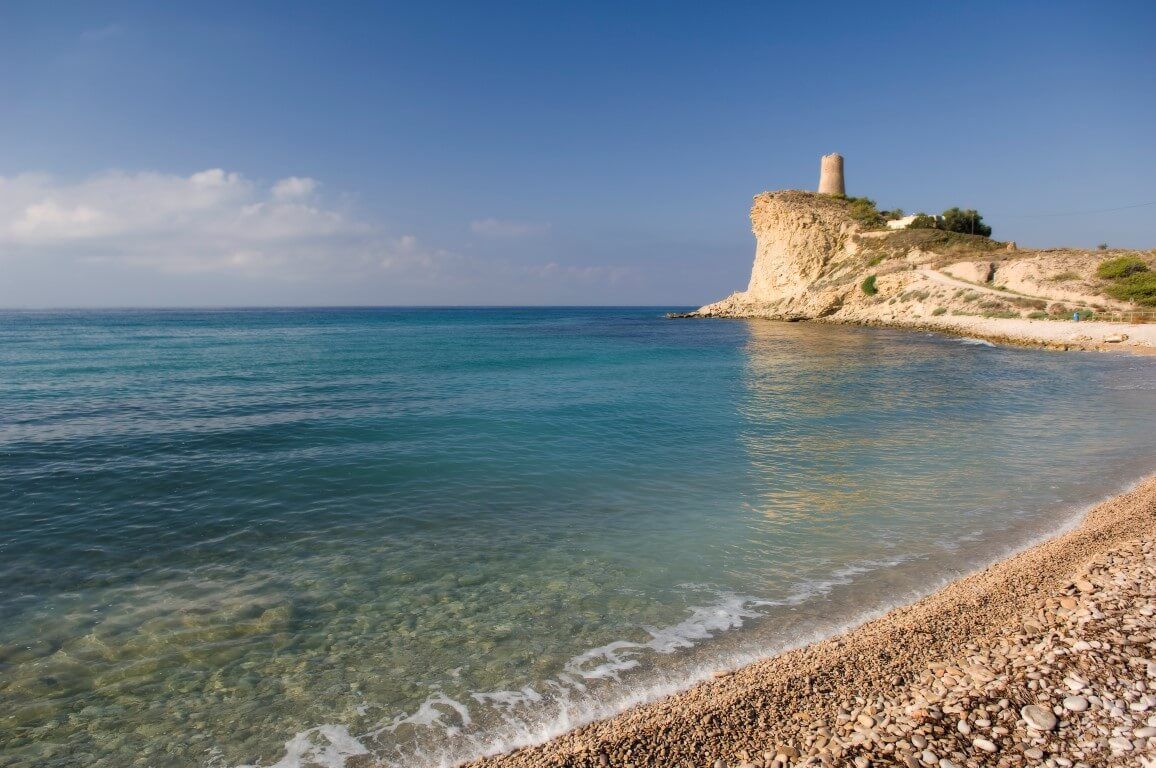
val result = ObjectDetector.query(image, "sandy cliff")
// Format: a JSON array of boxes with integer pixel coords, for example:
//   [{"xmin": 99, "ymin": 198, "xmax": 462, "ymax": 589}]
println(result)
[
  {"xmin": 686, "ymin": 191, "xmax": 1156, "ymax": 353},
  {"xmin": 694, "ymin": 191, "xmax": 860, "ymax": 320}
]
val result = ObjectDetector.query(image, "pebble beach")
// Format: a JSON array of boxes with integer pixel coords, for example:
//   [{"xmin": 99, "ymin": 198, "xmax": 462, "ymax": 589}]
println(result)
[{"xmin": 469, "ymin": 475, "xmax": 1156, "ymax": 768}]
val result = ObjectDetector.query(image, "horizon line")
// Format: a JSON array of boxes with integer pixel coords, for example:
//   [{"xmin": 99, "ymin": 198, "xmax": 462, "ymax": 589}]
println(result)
[{"xmin": 0, "ymin": 304, "xmax": 699, "ymax": 312}]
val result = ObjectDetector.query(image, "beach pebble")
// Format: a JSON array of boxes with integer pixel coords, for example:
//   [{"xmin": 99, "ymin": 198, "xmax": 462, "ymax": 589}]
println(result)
[
  {"xmin": 910, "ymin": 734, "xmax": 927, "ymax": 749},
  {"xmin": 1075, "ymin": 580, "xmax": 1095, "ymax": 593},
  {"xmin": 972, "ymin": 737, "xmax": 997, "ymax": 753},
  {"xmin": 1134, "ymin": 725, "xmax": 1156, "ymax": 738},
  {"xmin": 1107, "ymin": 736, "xmax": 1133, "ymax": 751},
  {"xmin": 1024, "ymin": 747, "xmax": 1044, "ymax": 760},
  {"xmin": 1063, "ymin": 695, "xmax": 1089, "ymax": 712},
  {"xmin": 1021, "ymin": 704, "xmax": 1057, "ymax": 731}
]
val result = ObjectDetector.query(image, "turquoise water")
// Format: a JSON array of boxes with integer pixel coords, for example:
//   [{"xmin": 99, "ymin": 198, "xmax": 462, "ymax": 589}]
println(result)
[{"xmin": 1, "ymin": 308, "xmax": 1153, "ymax": 768}]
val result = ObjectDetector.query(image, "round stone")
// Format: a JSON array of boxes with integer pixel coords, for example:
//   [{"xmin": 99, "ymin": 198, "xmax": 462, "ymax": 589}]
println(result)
[
  {"xmin": 1108, "ymin": 736, "xmax": 1133, "ymax": 752},
  {"xmin": 1020, "ymin": 704, "xmax": 1057, "ymax": 731},
  {"xmin": 1062, "ymin": 695, "xmax": 1089, "ymax": 712},
  {"xmin": 973, "ymin": 738, "xmax": 997, "ymax": 753}
]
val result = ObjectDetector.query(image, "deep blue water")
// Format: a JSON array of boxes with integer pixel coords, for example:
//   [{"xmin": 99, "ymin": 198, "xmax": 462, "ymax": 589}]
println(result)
[{"xmin": 1, "ymin": 308, "xmax": 1153, "ymax": 768}]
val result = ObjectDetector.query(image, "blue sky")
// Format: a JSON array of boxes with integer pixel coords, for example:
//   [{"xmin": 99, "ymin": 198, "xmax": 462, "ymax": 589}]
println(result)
[{"xmin": 1, "ymin": 1, "xmax": 1153, "ymax": 307}]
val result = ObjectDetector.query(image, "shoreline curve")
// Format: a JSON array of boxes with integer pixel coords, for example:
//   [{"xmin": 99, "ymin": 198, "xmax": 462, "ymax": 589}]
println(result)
[{"xmin": 467, "ymin": 473, "xmax": 1156, "ymax": 767}]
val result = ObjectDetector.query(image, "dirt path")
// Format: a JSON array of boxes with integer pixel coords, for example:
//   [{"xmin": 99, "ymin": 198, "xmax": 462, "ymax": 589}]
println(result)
[{"xmin": 917, "ymin": 268, "xmax": 1041, "ymax": 300}]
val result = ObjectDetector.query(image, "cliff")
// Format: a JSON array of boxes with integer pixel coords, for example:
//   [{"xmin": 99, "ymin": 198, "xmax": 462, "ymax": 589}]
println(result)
[
  {"xmin": 681, "ymin": 190, "xmax": 1156, "ymax": 352},
  {"xmin": 692, "ymin": 191, "xmax": 861, "ymax": 320}
]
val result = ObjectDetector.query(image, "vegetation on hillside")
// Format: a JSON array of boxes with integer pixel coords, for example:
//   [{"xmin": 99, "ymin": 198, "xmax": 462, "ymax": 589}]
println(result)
[
  {"xmin": 860, "ymin": 275, "xmax": 878, "ymax": 295},
  {"xmin": 1096, "ymin": 256, "xmax": 1150, "ymax": 280},
  {"xmin": 940, "ymin": 208, "xmax": 992, "ymax": 237},
  {"xmin": 1097, "ymin": 256, "xmax": 1156, "ymax": 306},
  {"xmin": 831, "ymin": 195, "xmax": 992, "ymax": 238},
  {"xmin": 856, "ymin": 228, "xmax": 1003, "ymax": 265}
]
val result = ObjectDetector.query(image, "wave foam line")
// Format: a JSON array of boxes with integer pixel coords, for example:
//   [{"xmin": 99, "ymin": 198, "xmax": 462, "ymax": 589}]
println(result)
[{"xmin": 235, "ymin": 472, "xmax": 1154, "ymax": 768}]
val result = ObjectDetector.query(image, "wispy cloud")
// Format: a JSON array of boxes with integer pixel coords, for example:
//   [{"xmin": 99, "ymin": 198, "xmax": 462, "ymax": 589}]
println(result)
[
  {"xmin": 0, "ymin": 169, "xmax": 365, "ymax": 277},
  {"xmin": 469, "ymin": 217, "xmax": 550, "ymax": 238},
  {"xmin": 0, "ymin": 168, "xmax": 637, "ymax": 303}
]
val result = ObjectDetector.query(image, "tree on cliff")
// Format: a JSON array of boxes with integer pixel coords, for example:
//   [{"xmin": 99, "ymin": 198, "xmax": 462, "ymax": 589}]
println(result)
[{"xmin": 940, "ymin": 208, "xmax": 992, "ymax": 237}]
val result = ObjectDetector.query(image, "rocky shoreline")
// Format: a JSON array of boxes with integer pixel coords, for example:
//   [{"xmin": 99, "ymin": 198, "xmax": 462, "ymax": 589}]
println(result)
[
  {"xmin": 667, "ymin": 313, "xmax": 1156, "ymax": 355},
  {"xmin": 468, "ymin": 475, "xmax": 1156, "ymax": 768}
]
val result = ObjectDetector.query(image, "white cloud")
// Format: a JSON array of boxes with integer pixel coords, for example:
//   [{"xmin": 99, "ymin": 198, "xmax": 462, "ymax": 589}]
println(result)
[
  {"xmin": 0, "ymin": 169, "xmax": 363, "ymax": 276},
  {"xmin": 469, "ymin": 218, "xmax": 550, "ymax": 238},
  {"xmin": 272, "ymin": 176, "xmax": 317, "ymax": 200},
  {"xmin": 0, "ymin": 168, "xmax": 639, "ymax": 304}
]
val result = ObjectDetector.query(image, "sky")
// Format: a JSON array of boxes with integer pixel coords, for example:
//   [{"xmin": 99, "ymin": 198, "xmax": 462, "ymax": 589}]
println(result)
[{"xmin": 1, "ymin": 1, "xmax": 1154, "ymax": 307}]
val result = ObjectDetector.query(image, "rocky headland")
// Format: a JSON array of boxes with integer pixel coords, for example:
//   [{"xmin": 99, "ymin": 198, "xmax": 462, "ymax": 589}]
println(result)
[{"xmin": 677, "ymin": 191, "xmax": 1156, "ymax": 353}]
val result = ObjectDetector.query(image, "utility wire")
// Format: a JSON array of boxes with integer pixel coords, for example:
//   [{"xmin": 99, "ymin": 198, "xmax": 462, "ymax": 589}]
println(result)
[{"xmin": 1008, "ymin": 200, "xmax": 1156, "ymax": 219}]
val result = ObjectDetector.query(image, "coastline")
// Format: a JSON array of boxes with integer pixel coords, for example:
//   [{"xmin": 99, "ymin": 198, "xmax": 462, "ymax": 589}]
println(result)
[
  {"xmin": 468, "ymin": 474, "xmax": 1156, "ymax": 768},
  {"xmin": 820, "ymin": 315, "xmax": 1156, "ymax": 356},
  {"xmin": 670, "ymin": 313, "xmax": 1156, "ymax": 355}
]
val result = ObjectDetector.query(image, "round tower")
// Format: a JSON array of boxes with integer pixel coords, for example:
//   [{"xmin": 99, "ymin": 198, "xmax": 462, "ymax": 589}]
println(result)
[{"xmin": 817, "ymin": 153, "xmax": 845, "ymax": 196}]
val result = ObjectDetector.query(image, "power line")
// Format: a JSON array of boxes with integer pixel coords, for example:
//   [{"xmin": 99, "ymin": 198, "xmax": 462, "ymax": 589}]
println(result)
[{"xmin": 1009, "ymin": 200, "xmax": 1156, "ymax": 219}]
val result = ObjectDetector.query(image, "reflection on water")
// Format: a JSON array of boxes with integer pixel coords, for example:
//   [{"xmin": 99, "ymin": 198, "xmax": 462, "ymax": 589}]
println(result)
[{"xmin": 0, "ymin": 309, "xmax": 1153, "ymax": 768}]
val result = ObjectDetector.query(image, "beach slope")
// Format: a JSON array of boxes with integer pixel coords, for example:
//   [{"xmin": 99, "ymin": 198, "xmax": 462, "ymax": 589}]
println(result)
[{"xmin": 470, "ymin": 475, "xmax": 1156, "ymax": 767}]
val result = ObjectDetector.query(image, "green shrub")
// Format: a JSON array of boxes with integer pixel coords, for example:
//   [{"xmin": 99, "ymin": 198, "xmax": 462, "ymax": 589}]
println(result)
[
  {"xmin": 1096, "ymin": 256, "xmax": 1150, "ymax": 280},
  {"xmin": 1051, "ymin": 271, "xmax": 1080, "ymax": 282},
  {"xmin": 932, "ymin": 307, "xmax": 947, "ymax": 316},
  {"xmin": 861, "ymin": 275, "xmax": 878, "ymax": 295},
  {"xmin": 846, "ymin": 197, "xmax": 886, "ymax": 229},
  {"xmin": 866, "ymin": 254, "xmax": 886, "ymax": 267},
  {"xmin": 940, "ymin": 208, "xmax": 992, "ymax": 237},
  {"xmin": 909, "ymin": 213, "xmax": 939, "ymax": 229},
  {"xmin": 1027, "ymin": 311, "xmax": 1049, "ymax": 319},
  {"xmin": 1104, "ymin": 272, "xmax": 1156, "ymax": 306}
]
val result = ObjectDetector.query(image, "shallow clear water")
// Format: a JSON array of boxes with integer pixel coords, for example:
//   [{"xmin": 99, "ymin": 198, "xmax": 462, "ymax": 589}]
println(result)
[{"xmin": 1, "ymin": 308, "xmax": 1153, "ymax": 768}]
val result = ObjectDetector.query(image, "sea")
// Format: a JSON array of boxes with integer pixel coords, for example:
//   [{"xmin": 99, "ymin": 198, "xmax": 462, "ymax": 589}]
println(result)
[{"xmin": 1, "ymin": 307, "xmax": 1153, "ymax": 768}]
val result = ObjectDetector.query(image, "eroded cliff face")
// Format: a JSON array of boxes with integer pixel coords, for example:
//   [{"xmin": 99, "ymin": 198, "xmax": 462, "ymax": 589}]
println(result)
[
  {"xmin": 693, "ymin": 191, "xmax": 860, "ymax": 319},
  {"xmin": 686, "ymin": 189, "xmax": 1152, "ymax": 349}
]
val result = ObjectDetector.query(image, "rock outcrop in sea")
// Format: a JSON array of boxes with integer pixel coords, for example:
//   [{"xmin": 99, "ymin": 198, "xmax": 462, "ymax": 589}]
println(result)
[{"xmin": 688, "ymin": 191, "xmax": 862, "ymax": 321}]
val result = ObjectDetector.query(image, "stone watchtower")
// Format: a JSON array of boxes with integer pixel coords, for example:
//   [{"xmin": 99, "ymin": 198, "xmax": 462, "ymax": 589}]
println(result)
[{"xmin": 817, "ymin": 153, "xmax": 845, "ymax": 196}]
